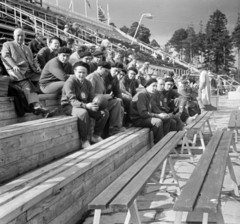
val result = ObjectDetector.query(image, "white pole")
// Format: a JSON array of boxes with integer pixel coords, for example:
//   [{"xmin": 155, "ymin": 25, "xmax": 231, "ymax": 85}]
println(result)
[
  {"xmin": 56, "ymin": 0, "xmax": 58, "ymax": 7},
  {"xmin": 131, "ymin": 14, "xmax": 145, "ymax": 45},
  {"xmin": 96, "ymin": 0, "xmax": 99, "ymax": 21},
  {"xmin": 107, "ymin": 4, "xmax": 110, "ymax": 25},
  {"xmin": 85, "ymin": 0, "xmax": 87, "ymax": 17},
  {"xmin": 72, "ymin": 0, "xmax": 74, "ymax": 12}
]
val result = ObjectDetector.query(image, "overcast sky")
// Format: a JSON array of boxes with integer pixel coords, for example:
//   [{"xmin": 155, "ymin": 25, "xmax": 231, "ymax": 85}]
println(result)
[{"xmin": 48, "ymin": 0, "xmax": 240, "ymax": 46}]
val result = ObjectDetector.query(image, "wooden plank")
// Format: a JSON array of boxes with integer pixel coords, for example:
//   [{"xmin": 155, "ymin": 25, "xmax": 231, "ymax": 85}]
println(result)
[
  {"xmin": 43, "ymin": 144, "xmax": 151, "ymax": 224},
  {"xmin": 228, "ymin": 110, "xmax": 237, "ymax": 128},
  {"xmin": 0, "ymin": 122, "xmax": 78, "ymax": 155},
  {"xmin": 0, "ymin": 97, "xmax": 14, "ymax": 102},
  {"xmin": 0, "ymin": 127, "xmax": 142, "ymax": 196},
  {"xmin": 0, "ymin": 129, "xmax": 149, "ymax": 222},
  {"xmin": 0, "ymin": 116, "xmax": 77, "ymax": 139},
  {"xmin": 0, "ymin": 131, "xmax": 79, "ymax": 166},
  {"xmin": 185, "ymin": 111, "xmax": 208, "ymax": 130},
  {"xmin": 0, "ymin": 104, "xmax": 15, "ymax": 112},
  {"xmin": 25, "ymin": 141, "xmax": 151, "ymax": 224},
  {"xmin": 38, "ymin": 94, "xmax": 61, "ymax": 101},
  {"xmin": 195, "ymin": 131, "xmax": 233, "ymax": 213},
  {"xmin": 110, "ymin": 131, "xmax": 185, "ymax": 210},
  {"xmin": 89, "ymin": 131, "xmax": 177, "ymax": 210},
  {"xmin": 0, "ymin": 110, "xmax": 19, "ymax": 120},
  {"xmin": 173, "ymin": 131, "xmax": 223, "ymax": 212},
  {"xmin": 236, "ymin": 110, "xmax": 240, "ymax": 128},
  {"xmin": 0, "ymin": 138, "xmax": 81, "ymax": 184},
  {"xmin": 192, "ymin": 111, "xmax": 213, "ymax": 131}
]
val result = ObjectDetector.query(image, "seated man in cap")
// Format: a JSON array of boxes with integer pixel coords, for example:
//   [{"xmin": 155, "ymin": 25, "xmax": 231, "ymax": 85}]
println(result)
[
  {"xmin": 131, "ymin": 78, "xmax": 173, "ymax": 144},
  {"xmin": 160, "ymin": 77, "xmax": 197, "ymax": 125},
  {"xmin": 151, "ymin": 78, "xmax": 183, "ymax": 131},
  {"xmin": 86, "ymin": 61, "xmax": 125, "ymax": 136},
  {"xmin": 68, "ymin": 45, "xmax": 88, "ymax": 65},
  {"xmin": 89, "ymin": 51, "xmax": 104, "ymax": 73},
  {"xmin": 36, "ymin": 36, "xmax": 61, "ymax": 69},
  {"xmin": 39, "ymin": 47, "xmax": 73, "ymax": 94},
  {"xmin": 61, "ymin": 61, "xmax": 109, "ymax": 149},
  {"xmin": 1, "ymin": 28, "xmax": 50, "ymax": 117},
  {"xmin": 119, "ymin": 67, "xmax": 138, "ymax": 124}
]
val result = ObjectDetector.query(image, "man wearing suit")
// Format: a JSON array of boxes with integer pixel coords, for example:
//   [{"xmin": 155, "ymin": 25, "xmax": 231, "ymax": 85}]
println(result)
[{"xmin": 1, "ymin": 28, "xmax": 49, "ymax": 116}]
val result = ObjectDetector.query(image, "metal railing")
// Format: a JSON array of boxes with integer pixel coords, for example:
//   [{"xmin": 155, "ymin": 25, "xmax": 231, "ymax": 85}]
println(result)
[
  {"xmin": 41, "ymin": 0, "xmax": 113, "ymax": 31},
  {"xmin": 0, "ymin": 0, "xmax": 125, "ymax": 51}
]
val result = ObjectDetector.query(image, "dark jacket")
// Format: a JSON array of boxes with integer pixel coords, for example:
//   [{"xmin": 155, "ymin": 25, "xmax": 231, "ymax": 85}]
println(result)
[
  {"xmin": 36, "ymin": 47, "xmax": 58, "ymax": 69},
  {"xmin": 102, "ymin": 72, "xmax": 122, "ymax": 98},
  {"xmin": 130, "ymin": 88, "xmax": 158, "ymax": 122},
  {"xmin": 40, "ymin": 57, "xmax": 73, "ymax": 87},
  {"xmin": 61, "ymin": 75, "xmax": 94, "ymax": 108},
  {"xmin": 29, "ymin": 39, "xmax": 45, "ymax": 55},
  {"xmin": 119, "ymin": 75, "xmax": 137, "ymax": 97}
]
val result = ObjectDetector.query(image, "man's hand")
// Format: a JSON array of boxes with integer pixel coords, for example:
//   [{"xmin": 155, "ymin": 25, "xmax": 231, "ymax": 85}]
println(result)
[
  {"xmin": 158, "ymin": 113, "xmax": 170, "ymax": 120},
  {"xmin": 105, "ymin": 94, "xmax": 113, "ymax": 100},
  {"xmin": 12, "ymin": 66, "xmax": 20, "ymax": 73},
  {"xmin": 86, "ymin": 103, "xmax": 99, "ymax": 111},
  {"xmin": 36, "ymin": 67, "xmax": 41, "ymax": 73}
]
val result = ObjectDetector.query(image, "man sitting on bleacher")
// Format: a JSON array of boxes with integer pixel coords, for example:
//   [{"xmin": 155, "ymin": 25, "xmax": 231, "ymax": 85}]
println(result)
[
  {"xmin": 131, "ymin": 78, "xmax": 173, "ymax": 144},
  {"xmin": 36, "ymin": 36, "xmax": 60, "ymax": 69},
  {"xmin": 61, "ymin": 61, "xmax": 109, "ymax": 148},
  {"xmin": 86, "ymin": 61, "xmax": 125, "ymax": 136},
  {"xmin": 1, "ymin": 28, "xmax": 50, "ymax": 116},
  {"xmin": 39, "ymin": 47, "xmax": 73, "ymax": 94}
]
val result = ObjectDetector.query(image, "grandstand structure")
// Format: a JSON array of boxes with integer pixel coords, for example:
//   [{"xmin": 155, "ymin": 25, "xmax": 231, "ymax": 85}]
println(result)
[{"xmin": 0, "ymin": 0, "xmax": 192, "ymax": 77}]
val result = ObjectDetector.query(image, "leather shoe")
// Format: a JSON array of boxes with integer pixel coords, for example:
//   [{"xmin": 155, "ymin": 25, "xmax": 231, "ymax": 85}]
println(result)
[
  {"xmin": 33, "ymin": 107, "xmax": 50, "ymax": 116},
  {"xmin": 42, "ymin": 107, "xmax": 58, "ymax": 118}
]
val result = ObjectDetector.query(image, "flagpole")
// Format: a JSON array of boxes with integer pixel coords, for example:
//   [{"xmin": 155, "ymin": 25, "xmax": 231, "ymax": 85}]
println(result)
[
  {"xmin": 96, "ymin": 0, "xmax": 99, "ymax": 21},
  {"xmin": 107, "ymin": 3, "xmax": 110, "ymax": 25},
  {"xmin": 85, "ymin": 0, "xmax": 87, "ymax": 17},
  {"xmin": 72, "ymin": 0, "xmax": 74, "ymax": 12}
]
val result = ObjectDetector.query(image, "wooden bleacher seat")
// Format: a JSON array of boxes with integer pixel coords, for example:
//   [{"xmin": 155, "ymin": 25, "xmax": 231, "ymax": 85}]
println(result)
[
  {"xmin": 0, "ymin": 94, "xmax": 62, "ymax": 127},
  {"xmin": 173, "ymin": 131, "xmax": 239, "ymax": 224},
  {"xmin": 0, "ymin": 127, "xmax": 153, "ymax": 224},
  {"xmin": 0, "ymin": 115, "xmax": 80, "ymax": 183},
  {"xmin": 88, "ymin": 131, "xmax": 185, "ymax": 224},
  {"xmin": 181, "ymin": 111, "xmax": 215, "ymax": 153},
  {"xmin": 228, "ymin": 109, "xmax": 240, "ymax": 143}
]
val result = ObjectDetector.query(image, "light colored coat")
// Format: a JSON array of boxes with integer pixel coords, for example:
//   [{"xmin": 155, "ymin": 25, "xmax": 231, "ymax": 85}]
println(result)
[{"xmin": 1, "ymin": 40, "xmax": 40, "ymax": 81}]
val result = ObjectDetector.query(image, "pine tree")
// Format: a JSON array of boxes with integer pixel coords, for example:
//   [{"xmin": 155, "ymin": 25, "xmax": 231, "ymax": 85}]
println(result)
[
  {"xmin": 232, "ymin": 13, "xmax": 240, "ymax": 50},
  {"xmin": 182, "ymin": 23, "xmax": 198, "ymax": 63},
  {"xmin": 195, "ymin": 21, "xmax": 206, "ymax": 64},
  {"xmin": 204, "ymin": 10, "xmax": 235, "ymax": 73},
  {"xmin": 232, "ymin": 13, "xmax": 240, "ymax": 80}
]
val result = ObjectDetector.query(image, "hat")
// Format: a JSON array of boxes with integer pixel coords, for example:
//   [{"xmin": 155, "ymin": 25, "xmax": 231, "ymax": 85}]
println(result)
[
  {"xmin": 93, "ymin": 51, "xmax": 104, "ymax": 57},
  {"xmin": 144, "ymin": 78, "xmax": 157, "ymax": 88},
  {"xmin": 127, "ymin": 67, "xmax": 138, "ymax": 74},
  {"xmin": 73, "ymin": 61, "xmax": 90, "ymax": 74},
  {"xmin": 165, "ymin": 77, "xmax": 174, "ymax": 83},
  {"xmin": 97, "ymin": 61, "xmax": 111, "ymax": 69},
  {"xmin": 58, "ymin": 47, "xmax": 72, "ymax": 54},
  {"xmin": 111, "ymin": 62, "xmax": 123, "ymax": 69},
  {"xmin": 79, "ymin": 51, "xmax": 92, "ymax": 58}
]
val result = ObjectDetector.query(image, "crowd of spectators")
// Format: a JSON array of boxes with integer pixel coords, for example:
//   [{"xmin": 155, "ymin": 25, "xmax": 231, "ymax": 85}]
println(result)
[{"xmin": 0, "ymin": 28, "xmax": 214, "ymax": 148}]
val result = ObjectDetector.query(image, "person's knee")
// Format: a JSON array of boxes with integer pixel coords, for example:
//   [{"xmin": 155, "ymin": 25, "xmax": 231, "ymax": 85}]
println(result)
[
  {"xmin": 74, "ymin": 108, "xmax": 88, "ymax": 119},
  {"xmin": 152, "ymin": 118, "xmax": 163, "ymax": 128},
  {"xmin": 103, "ymin": 109, "xmax": 109, "ymax": 119}
]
